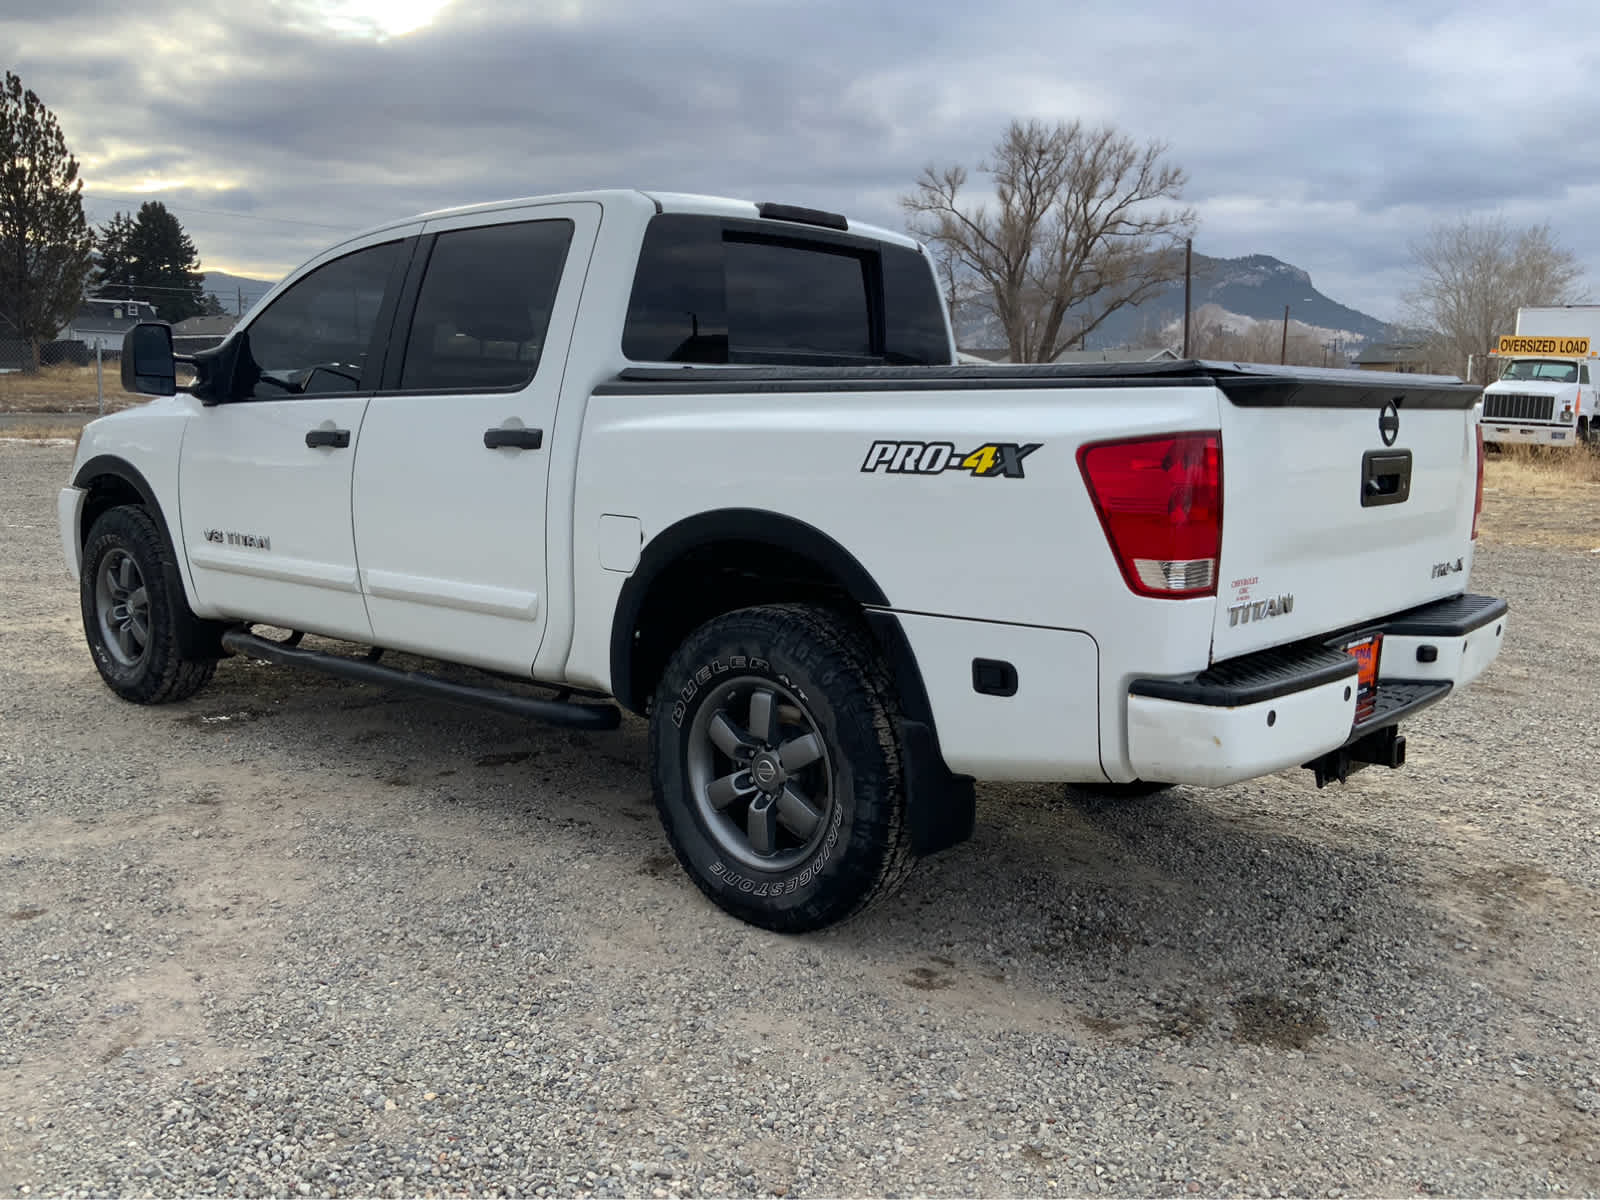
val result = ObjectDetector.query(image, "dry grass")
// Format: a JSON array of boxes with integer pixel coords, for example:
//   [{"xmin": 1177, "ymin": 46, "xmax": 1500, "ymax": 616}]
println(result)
[
  {"xmin": 1483, "ymin": 442, "xmax": 1600, "ymax": 489},
  {"xmin": 1479, "ymin": 444, "xmax": 1600, "ymax": 551},
  {"xmin": 0, "ymin": 424, "xmax": 84, "ymax": 445},
  {"xmin": 0, "ymin": 364, "xmax": 144, "ymax": 413}
]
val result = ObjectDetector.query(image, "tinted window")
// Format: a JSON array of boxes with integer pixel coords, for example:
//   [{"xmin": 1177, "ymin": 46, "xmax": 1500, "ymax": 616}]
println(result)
[
  {"xmin": 725, "ymin": 237, "xmax": 871, "ymax": 359},
  {"xmin": 881, "ymin": 243, "xmax": 954, "ymax": 365},
  {"xmin": 622, "ymin": 214, "xmax": 952, "ymax": 366},
  {"xmin": 241, "ymin": 240, "xmax": 402, "ymax": 398},
  {"xmin": 621, "ymin": 215, "xmax": 726, "ymax": 363},
  {"xmin": 1582, "ymin": 364, "xmax": 1591, "ymax": 385},
  {"xmin": 399, "ymin": 220, "xmax": 574, "ymax": 392}
]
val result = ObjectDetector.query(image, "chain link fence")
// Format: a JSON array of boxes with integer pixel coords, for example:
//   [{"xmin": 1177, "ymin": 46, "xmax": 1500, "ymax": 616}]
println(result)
[{"xmin": 0, "ymin": 336, "xmax": 140, "ymax": 415}]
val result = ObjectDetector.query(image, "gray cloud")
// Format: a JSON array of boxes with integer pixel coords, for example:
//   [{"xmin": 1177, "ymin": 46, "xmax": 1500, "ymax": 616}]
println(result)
[{"xmin": 6, "ymin": 0, "xmax": 1597, "ymax": 319}]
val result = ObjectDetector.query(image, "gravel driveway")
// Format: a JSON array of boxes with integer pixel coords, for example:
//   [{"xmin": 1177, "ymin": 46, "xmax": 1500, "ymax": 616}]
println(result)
[{"xmin": 2, "ymin": 439, "xmax": 1597, "ymax": 1197}]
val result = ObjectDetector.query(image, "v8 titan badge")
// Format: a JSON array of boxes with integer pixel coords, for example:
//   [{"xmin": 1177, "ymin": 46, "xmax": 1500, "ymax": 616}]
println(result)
[{"xmin": 861, "ymin": 440, "xmax": 1041, "ymax": 479}]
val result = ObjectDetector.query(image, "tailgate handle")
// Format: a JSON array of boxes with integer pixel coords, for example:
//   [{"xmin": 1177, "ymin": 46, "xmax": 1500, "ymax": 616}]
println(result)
[{"xmin": 1361, "ymin": 450, "xmax": 1412, "ymax": 507}]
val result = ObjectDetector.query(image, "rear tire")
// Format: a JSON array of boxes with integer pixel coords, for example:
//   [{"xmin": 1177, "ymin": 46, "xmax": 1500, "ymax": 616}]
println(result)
[
  {"xmin": 648, "ymin": 603, "xmax": 914, "ymax": 933},
  {"xmin": 80, "ymin": 505, "xmax": 218, "ymax": 704}
]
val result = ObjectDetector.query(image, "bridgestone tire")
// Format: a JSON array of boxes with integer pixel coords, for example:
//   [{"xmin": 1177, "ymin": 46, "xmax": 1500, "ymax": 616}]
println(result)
[
  {"xmin": 80, "ymin": 505, "xmax": 218, "ymax": 704},
  {"xmin": 648, "ymin": 604, "xmax": 914, "ymax": 933}
]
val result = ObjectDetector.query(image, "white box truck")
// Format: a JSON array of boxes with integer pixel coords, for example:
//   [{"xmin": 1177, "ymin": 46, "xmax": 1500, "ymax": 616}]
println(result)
[{"xmin": 1479, "ymin": 305, "xmax": 1600, "ymax": 447}]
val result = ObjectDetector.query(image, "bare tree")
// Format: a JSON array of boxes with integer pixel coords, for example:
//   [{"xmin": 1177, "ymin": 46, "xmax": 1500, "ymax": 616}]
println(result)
[
  {"xmin": 0, "ymin": 71, "xmax": 94, "ymax": 371},
  {"xmin": 902, "ymin": 118, "xmax": 1195, "ymax": 363},
  {"xmin": 1403, "ymin": 215, "xmax": 1585, "ymax": 383}
]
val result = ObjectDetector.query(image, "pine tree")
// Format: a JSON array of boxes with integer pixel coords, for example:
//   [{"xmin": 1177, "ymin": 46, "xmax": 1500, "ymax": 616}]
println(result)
[
  {"xmin": 0, "ymin": 71, "xmax": 94, "ymax": 371},
  {"xmin": 95, "ymin": 200, "xmax": 207, "ymax": 322}
]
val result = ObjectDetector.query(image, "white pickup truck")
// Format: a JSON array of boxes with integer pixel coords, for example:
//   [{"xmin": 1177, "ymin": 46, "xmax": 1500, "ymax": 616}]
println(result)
[{"xmin": 58, "ymin": 188, "xmax": 1507, "ymax": 932}]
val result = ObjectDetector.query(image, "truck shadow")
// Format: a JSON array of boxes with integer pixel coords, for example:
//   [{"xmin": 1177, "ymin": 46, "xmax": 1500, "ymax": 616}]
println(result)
[{"xmin": 180, "ymin": 658, "xmax": 1460, "ymax": 1050}]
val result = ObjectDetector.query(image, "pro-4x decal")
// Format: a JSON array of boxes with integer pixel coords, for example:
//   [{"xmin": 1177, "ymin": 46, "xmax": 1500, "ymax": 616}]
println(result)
[{"xmin": 861, "ymin": 440, "xmax": 1041, "ymax": 479}]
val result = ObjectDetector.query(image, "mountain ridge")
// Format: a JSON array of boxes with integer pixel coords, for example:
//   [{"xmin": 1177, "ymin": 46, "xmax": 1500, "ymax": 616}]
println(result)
[{"xmin": 953, "ymin": 251, "xmax": 1399, "ymax": 353}]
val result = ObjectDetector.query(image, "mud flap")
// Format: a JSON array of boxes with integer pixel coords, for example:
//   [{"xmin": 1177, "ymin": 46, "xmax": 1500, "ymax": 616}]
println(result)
[{"xmin": 900, "ymin": 717, "xmax": 975, "ymax": 856}]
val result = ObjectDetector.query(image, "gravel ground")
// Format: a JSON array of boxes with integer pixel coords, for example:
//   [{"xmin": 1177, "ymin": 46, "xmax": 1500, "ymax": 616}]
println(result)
[{"xmin": 2, "ymin": 439, "xmax": 1597, "ymax": 1198}]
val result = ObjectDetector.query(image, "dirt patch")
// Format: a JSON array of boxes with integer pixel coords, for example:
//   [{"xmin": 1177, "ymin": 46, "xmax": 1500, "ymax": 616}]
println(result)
[
  {"xmin": 1078, "ymin": 1014, "xmax": 1127, "ymax": 1037},
  {"xmin": 1154, "ymin": 999, "xmax": 1213, "ymax": 1040},
  {"xmin": 1230, "ymin": 992, "xmax": 1328, "ymax": 1049},
  {"xmin": 475, "ymin": 750, "xmax": 533, "ymax": 767},
  {"xmin": 903, "ymin": 966, "xmax": 955, "ymax": 991}
]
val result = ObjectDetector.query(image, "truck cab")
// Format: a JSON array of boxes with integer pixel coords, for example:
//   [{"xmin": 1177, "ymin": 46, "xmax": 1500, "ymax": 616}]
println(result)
[{"xmin": 1479, "ymin": 354, "xmax": 1598, "ymax": 447}]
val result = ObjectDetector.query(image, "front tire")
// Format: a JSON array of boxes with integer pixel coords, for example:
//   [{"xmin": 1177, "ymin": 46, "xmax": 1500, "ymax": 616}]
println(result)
[
  {"xmin": 80, "ymin": 505, "xmax": 218, "ymax": 704},
  {"xmin": 648, "ymin": 604, "xmax": 914, "ymax": 933}
]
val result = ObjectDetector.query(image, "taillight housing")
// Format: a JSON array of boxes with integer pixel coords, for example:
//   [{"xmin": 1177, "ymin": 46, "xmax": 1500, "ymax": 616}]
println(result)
[
  {"xmin": 1472, "ymin": 423, "xmax": 1484, "ymax": 540},
  {"xmin": 1078, "ymin": 432, "xmax": 1223, "ymax": 598}
]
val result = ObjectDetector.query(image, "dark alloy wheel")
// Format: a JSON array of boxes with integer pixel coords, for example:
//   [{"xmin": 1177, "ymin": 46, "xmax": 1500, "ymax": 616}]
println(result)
[
  {"xmin": 649, "ymin": 603, "xmax": 915, "ymax": 933},
  {"xmin": 685, "ymin": 675, "xmax": 835, "ymax": 874},
  {"xmin": 80, "ymin": 505, "xmax": 218, "ymax": 704},
  {"xmin": 94, "ymin": 548, "xmax": 151, "ymax": 669}
]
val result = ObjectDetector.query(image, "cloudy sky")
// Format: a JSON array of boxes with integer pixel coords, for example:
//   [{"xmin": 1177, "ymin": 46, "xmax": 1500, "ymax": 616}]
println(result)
[{"xmin": 5, "ymin": 0, "xmax": 1596, "ymax": 320}]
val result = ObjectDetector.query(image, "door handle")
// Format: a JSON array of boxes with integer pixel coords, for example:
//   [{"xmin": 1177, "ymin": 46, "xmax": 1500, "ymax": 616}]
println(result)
[
  {"xmin": 1360, "ymin": 449, "xmax": 1411, "ymax": 507},
  {"xmin": 305, "ymin": 428, "xmax": 351, "ymax": 449},
  {"xmin": 483, "ymin": 427, "xmax": 543, "ymax": 451}
]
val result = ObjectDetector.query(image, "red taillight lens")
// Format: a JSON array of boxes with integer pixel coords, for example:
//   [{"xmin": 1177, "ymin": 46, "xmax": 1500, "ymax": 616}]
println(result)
[
  {"xmin": 1078, "ymin": 432, "xmax": 1223, "ymax": 598},
  {"xmin": 1472, "ymin": 423, "xmax": 1484, "ymax": 540}
]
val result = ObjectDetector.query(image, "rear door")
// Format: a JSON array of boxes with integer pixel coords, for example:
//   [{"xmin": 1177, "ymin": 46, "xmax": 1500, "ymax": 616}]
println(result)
[
  {"xmin": 1209, "ymin": 369, "xmax": 1481, "ymax": 660},
  {"xmin": 177, "ymin": 231, "xmax": 413, "ymax": 641},
  {"xmin": 350, "ymin": 202, "xmax": 599, "ymax": 675}
]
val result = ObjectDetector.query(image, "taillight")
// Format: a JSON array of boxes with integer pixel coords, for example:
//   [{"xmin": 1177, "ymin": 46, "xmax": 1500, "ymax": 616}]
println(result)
[
  {"xmin": 1472, "ymin": 423, "xmax": 1484, "ymax": 540},
  {"xmin": 1078, "ymin": 432, "xmax": 1222, "ymax": 598}
]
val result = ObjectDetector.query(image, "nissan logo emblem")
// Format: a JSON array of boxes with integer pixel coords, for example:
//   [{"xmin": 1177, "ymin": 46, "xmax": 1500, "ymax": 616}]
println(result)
[
  {"xmin": 1379, "ymin": 400, "xmax": 1400, "ymax": 447},
  {"xmin": 754, "ymin": 759, "xmax": 778, "ymax": 785}
]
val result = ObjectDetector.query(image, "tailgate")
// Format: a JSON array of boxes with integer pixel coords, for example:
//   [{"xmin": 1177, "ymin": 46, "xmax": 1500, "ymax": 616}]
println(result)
[{"xmin": 1210, "ymin": 366, "xmax": 1482, "ymax": 660}]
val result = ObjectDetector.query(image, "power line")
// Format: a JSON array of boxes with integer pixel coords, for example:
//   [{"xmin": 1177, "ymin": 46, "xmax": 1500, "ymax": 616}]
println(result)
[
  {"xmin": 81, "ymin": 191, "xmax": 354, "ymax": 232},
  {"xmin": 88, "ymin": 280, "xmax": 275, "ymax": 296}
]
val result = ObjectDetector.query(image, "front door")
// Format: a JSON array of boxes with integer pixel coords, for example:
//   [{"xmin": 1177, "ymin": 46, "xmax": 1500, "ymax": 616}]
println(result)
[
  {"xmin": 177, "ymin": 233, "xmax": 413, "ymax": 641},
  {"xmin": 351, "ymin": 203, "xmax": 599, "ymax": 674}
]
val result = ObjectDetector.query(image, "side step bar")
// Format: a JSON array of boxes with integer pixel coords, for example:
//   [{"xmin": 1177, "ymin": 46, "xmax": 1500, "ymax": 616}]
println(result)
[{"xmin": 220, "ymin": 629, "xmax": 622, "ymax": 731}]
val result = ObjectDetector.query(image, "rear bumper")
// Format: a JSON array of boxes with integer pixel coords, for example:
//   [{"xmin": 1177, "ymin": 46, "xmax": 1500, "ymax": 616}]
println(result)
[{"xmin": 1126, "ymin": 593, "xmax": 1508, "ymax": 787}]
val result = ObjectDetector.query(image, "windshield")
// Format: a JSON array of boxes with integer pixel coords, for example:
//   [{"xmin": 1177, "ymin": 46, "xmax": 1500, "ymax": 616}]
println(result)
[{"xmin": 1500, "ymin": 358, "xmax": 1579, "ymax": 383}]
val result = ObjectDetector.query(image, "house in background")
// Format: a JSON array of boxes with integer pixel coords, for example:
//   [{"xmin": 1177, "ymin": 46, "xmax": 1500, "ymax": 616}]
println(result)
[
  {"xmin": 57, "ymin": 297, "xmax": 160, "ymax": 354},
  {"xmin": 1355, "ymin": 340, "xmax": 1437, "ymax": 374},
  {"xmin": 172, "ymin": 314, "xmax": 239, "ymax": 354}
]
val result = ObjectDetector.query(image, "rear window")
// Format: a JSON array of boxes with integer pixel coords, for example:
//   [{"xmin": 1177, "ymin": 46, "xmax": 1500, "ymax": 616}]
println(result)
[
  {"xmin": 622, "ymin": 213, "xmax": 951, "ymax": 366},
  {"xmin": 725, "ymin": 237, "xmax": 871, "ymax": 358}
]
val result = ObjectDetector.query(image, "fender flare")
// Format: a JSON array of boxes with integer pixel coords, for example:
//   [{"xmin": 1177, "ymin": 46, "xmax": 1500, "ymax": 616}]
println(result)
[
  {"xmin": 72, "ymin": 455, "xmax": 175, "ymax": 550},
  {"xmin": 608, "ymin": 507, "xmax": 889, "ymax": 710},
  {"xmin": 609, "ymin": 508, "xmax": 973, "ymax": 857}
]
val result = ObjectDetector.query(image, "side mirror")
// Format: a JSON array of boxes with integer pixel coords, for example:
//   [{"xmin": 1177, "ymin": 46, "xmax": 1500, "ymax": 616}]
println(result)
[{"xmin": 120, "ymin": 322, "xmax": 177, "ymax": 396}]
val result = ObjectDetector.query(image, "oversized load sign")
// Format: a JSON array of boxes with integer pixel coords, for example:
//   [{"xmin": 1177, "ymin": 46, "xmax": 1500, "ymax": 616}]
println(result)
[{"xmin": 1495, "ymin": 335, "xmax": 1591, "ymax": 356}]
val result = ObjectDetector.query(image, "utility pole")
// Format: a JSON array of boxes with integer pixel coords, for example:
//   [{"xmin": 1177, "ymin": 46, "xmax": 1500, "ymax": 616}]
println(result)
[
  {"xmin": 237, "ymin": 286, "xmax": 243, "ymax": 317},
  {"xmin": 1182, "ymin": 238, "xmax": 1192, "ymax": 358},
  {"xmin": 1279, "ymin": 304, "xmax": 1290, "ymax": 365}
]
